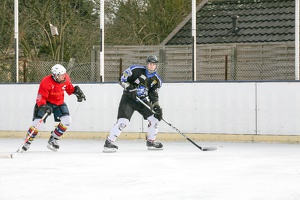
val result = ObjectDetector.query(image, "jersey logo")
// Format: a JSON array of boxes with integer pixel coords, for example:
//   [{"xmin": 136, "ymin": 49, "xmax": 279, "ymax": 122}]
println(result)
[
  {"xmin": 134, "ymin": 78, "xmax": 140, "ymax": 84},
  {"xmin": 62, "ymin": 85, "xmax": 66, "ymax": 91},
  {"xmin": 140, "ymin": 74, "xmax": 146, "ymax": 80},
  {"xmin": 151, "ymin": 80, "xmax": 157, "ymax": 87}
]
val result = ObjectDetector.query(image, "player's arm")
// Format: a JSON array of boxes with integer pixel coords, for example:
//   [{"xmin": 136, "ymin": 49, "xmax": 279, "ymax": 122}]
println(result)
[
  {"xmin": 36, "ymin": 82, "xmax": 52, "ymax": 116},
  {"xmin": 148, "ymin": 88, "xmax": 162, "ymax": 121},
  {"xmin": 148, "ymin": 75, "xmax": 162, "ymax": 104},
  {"xmin": 64, "ymin": 74, "xmax": 86, "ymax": 102},
  {"xmin": 120, "ymin": 67, "xmax": 138, "ymax": 99}
]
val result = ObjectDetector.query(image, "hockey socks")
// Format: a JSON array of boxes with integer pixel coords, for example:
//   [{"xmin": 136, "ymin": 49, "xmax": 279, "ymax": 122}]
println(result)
[
  {"xmin": 21, "ymin": 126, "xmax": 39, "ymax": 152},
  {"xmin": 47, "ymin": 123, "xmax": 67, "ymax": 152}
]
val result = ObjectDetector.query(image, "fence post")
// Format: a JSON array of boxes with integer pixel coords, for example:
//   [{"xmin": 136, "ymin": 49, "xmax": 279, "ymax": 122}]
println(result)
[
  {"xmin": 159, "ymin": 48, "xmax": 166, "ymax": 79},
  {"xmin": 119, "ymin": 58, "xmax": 123, "ymax": 80},
  {"xmin": 23, "ymin": 59, "xmax": 27, "ymax": 82},
  {"xmin": 231, "ymin": 45, "xmax": 237, "ymax": 80},
  {"xmin": 225, "ymin": 55, "xmax": 228, "ymax": 81}
]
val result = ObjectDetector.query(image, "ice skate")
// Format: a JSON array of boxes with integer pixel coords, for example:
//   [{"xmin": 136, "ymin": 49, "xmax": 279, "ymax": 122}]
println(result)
[
  {"xmin": 20, "ymin": 142, "xmax": 31, "ymax": 153},
  {"xmin": 103, "ymin": 139, "xmax": 118, "ymax": 153},
  {"xmin": 147, "ymin": 139, "xmax": 163, "ymax": 150},
  {"xmin": 47, "ymin": 135, "xmax": 59, "ymax": 152}
]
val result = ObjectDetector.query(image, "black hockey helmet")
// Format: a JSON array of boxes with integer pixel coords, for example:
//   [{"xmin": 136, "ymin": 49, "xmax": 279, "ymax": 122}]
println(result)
[
  {"xmin": 146, "ymin": 55, "xmax": 158, "ymax": 63},
  {"xmin": 146, "ymin": 55, "xmax": 158, "ymax": 74}
]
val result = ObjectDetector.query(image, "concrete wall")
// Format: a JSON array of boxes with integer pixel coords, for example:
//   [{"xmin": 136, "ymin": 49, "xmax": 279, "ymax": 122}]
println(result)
[{"xmin": 1, "ymin": 82, "xmax": 300, "ymax": 135}]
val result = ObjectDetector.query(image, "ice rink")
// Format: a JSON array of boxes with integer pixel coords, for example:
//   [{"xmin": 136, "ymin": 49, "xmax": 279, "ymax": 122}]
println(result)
[{"xmin": 1, "ymin": 138, "xmax": 300, "ymax": 200}]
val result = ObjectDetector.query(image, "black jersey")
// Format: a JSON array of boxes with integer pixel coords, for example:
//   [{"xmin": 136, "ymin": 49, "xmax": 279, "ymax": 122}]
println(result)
[{"xmin": 120, "ymin": 65, "xmax": 162, "ymax": 104}]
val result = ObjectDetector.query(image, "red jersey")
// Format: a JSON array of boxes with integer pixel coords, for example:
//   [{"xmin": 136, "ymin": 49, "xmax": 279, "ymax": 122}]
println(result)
[{"xmin": 36, "ymin": 74, "xmax": 75, "ymax": 107}]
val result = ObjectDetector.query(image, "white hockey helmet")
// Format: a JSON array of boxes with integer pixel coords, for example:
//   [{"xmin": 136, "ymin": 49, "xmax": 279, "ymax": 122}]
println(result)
[{"xmin": 51, "ymin": 64, "xmax": 66, "ymax": 76}]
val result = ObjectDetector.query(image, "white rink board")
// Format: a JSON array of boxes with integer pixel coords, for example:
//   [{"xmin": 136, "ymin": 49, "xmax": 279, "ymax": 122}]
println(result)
[
  {"xmin": 256, "ymin": 82, "xmax": 300, "ymax": 135},
  {"xmin": 0, "ymin": 82, "xmax": 300, "ymax": 135},
  {"xmin": 159, "ymin": 82, "xmax": 256, "ymax": 134},
  {"xmin": 0, "ymin": 84, "xmax": 143, "ymax": 132}
]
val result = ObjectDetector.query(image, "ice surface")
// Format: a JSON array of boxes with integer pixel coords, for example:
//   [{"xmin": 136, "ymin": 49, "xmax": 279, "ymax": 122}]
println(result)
[{"xmin": 1, "ymin": 139, "xmax": 300, "ymax": 200}]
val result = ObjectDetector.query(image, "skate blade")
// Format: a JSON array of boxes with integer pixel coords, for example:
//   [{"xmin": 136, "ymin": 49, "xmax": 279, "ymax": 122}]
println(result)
[
  {"xmin": 103, "ymin": 147, "xmax": 117, "ymax": 153},
  {"xmin": 18, "ymin": 147, "xmax": 26, "ymax": 153},
  {"xmin": 147, "ymin": 146, "xmax": 163, "ymax": 150},
  {"xmin": 47, "ymin": 144, "xmax": 58, "ymax": 152}
]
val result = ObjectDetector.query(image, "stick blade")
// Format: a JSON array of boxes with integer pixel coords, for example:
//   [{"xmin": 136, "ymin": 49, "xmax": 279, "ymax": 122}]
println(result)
[
  {"xmin": 0, "ymin": 154, "xmax": 13, "ymax": 159},
  {"xmin": 202, "ymin": 147, "xmax": 217, "ymax": 151}
]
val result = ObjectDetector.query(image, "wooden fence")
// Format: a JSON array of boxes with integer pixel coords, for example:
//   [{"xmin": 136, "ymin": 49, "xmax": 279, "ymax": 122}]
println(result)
[{"xmin": 92, "ymin": 42, "xmax": 295, "ymax": 82}]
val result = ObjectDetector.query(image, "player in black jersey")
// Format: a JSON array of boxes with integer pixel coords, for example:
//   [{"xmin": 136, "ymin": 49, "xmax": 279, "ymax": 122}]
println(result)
[{"xmin": 103, "ymin": 55, "xmax": 163, "ymax": 153}]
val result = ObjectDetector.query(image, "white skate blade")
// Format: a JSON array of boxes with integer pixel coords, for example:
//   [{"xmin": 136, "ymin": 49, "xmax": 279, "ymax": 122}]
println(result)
[
  {"xmin": 47, "ymin": 144, "xmax": 58, "ymax": 152},
  {"xmin": 19, "ymin": 149, "xmax": 26, "ymax": 153},
  {"xmin": 147, "ymin": 146, "xmax": 163, "ymax": 150},
  {"xmin": 103, "ymin": 147, "xmax": 117, "ymax": 153}
]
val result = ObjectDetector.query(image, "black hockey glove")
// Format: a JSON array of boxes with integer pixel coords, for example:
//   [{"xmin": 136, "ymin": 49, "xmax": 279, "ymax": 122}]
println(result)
[
  {"xmin": 153, "ymin": 104, "xmax": 163, "ymax": 121},
  {"xmin": 126, "ymin": 85, "xmax": 137, "ymax": 100},
  {"xmin": 74, "ymin": 85, "xmax": 86, "ymax": 102},
  {"xmin": 38, "ymin": 104, "xmax": 52, "ymax": 116}
]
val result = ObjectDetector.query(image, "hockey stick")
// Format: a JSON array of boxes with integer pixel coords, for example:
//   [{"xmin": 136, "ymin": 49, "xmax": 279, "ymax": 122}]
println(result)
[
  {"xmin": 0, "ymin": 113, "xmax": 48, "ymax": 159},
  {"xmin": 136, "ymin": 97, "xmax": 217, "ymax": 151},
  {"xmin": 71, "ymin": 101, "xmax": 82, "ymax": 120}
]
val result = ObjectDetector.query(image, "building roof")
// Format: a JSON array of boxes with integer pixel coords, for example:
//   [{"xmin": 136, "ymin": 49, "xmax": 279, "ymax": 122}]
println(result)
[{"xmin": 161, "ymin": 0, "xmax": 295, "ymax": 45}]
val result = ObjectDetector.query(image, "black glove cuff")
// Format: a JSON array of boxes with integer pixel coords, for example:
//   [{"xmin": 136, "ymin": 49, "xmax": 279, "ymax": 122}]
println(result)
[
  {"xmin": 126, "ymin": 85, "xmax": 137, "ymax": 93},
  {"xmin": 74, "ymin": 85, "xmax": 86, "ymax": 102}
]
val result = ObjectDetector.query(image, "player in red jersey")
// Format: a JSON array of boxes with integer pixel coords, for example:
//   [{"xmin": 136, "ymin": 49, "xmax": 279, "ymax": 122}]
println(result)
[{"xmin": 21, "ymin": 64, "xmax": 86, "ymax": 152}]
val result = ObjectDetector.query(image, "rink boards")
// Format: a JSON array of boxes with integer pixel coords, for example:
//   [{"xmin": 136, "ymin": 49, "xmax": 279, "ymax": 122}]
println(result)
[{"xmin": 1, "ymin": 82, "xmax": 300, "ymax": 137}]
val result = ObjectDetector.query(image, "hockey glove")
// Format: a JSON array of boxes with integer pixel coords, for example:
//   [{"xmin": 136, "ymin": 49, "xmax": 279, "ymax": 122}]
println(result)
[
  {"xmin": 136, "ymin": 86, "xmax": 148, "ymax": 99},
  {"xmin": 74, "ymin": 85, "xmax": 86, "ymax": 102},
  {"xmin": 125, "ymin": 85, "xmax": 137, "ymax": 100},
  {"xmin": 38, "ymin": 104, "xmax": 52, "ymax": 116},
  {"xmin": 153, "ymin": 104, "xmax": 163, "ymax": 121}
]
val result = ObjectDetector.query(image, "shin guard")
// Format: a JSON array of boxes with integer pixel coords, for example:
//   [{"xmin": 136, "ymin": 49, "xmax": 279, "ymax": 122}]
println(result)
[
  {"xmin": 107, "ymin": 118, "xmax": 129, "ymax": 142},
  {"xmin": 147, "ymin": 115, "xmax": 159, "ymax": 141},
  {"xmin": 27, "ymin": 126, "xmax": 39, "ymax": 142},
  {"xmin": 53, "ymin": 123, "xmax": 68, "ymax": 138}
]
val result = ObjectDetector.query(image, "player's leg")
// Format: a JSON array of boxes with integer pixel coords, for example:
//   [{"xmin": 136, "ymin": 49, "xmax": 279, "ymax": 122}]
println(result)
[
  {"xmin": 146, "ymin": 115, "xmax": 163, "ymax": 150},
  {"xmin": 47, "ymin": 103, "xmax": 71, "ymax": 151},
  {"xmin": 103, "ymin": 95, "xmax": 133, "ymax": 153},
  {"xmin": 21, "ymin": 104, "xmax": 47, "ymax": 152},
  {"xmin": 103, "ymin": 118, "xmax": 129, "ymax": 152},
  {"xmin": 139, "ymin": 105, "xmax": 163, "ymax": 150}
]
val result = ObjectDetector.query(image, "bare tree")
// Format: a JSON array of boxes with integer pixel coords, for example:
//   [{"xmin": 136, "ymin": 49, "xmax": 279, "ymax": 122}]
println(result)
[
  {"xmin": 18, "ymin": 0, "xmax": 99, "ymax": 62},
  {"xmin": 105, "ymin": 0, "xmax": 200, "ymax": 45},
  {"xmin": 0, "ymin": 0, "xmax": 202, "ymax": 62},
  {"xmin": 0, "ymin": 0, "xmax": 15, "ymax": 60}
]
